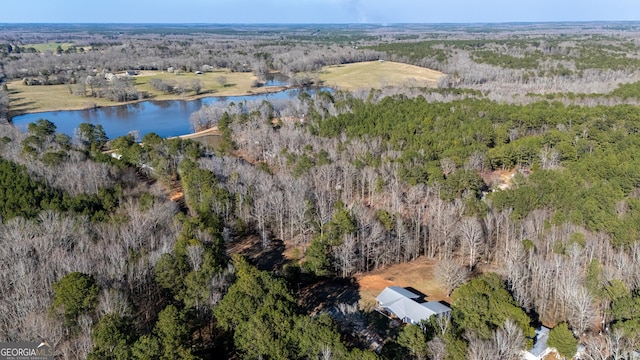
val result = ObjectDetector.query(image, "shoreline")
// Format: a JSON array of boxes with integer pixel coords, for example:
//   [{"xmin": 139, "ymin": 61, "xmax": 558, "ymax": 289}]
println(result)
[
  {"xmin": 8, "ymin": 61, "xmax": 443, "ymax": 118},
  {"xmin": 170, "ymin": 126, "xmax": 221, "ymax": 140},
  {"xmin": 8, "ymin": 84, "xmax": 290, "ymax": 118}
]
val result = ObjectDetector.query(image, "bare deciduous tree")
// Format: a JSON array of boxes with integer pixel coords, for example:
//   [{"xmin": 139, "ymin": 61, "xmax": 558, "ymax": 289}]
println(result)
[
  {"xmin": 434, "ymin": 259, "xmax": 470, "ymax": 296},
  {"xmin": 427, "ymin": 337, "xmax": 447, "ymax": 360},
  {"xmin": 216, "ymin": 75, "xmax": 228, "ymax": 87},
  {"xmin": 458, "ymin": 217, "xmax": 485, "ymax": 270},
  {"xmin": 565, "ymin": 286, "xmax": 597, "ymax": 335},
  {"xmin": 186, "ymin": 244, "xmax": 205, "ymax": 272},
  {"xmin": 494, "ymin": 319, "xmax": 525, "ymax": 360},
  {"xmin": 333, "ymin": 234, "xmax": 357, "ymax": 278},
  {"xmin": 440, "ymin": 157, "xmax": 457, "ymax": 176},
  {"xmin": 466, "ymin": 332, "xmax": 499, "ymax": 360}
]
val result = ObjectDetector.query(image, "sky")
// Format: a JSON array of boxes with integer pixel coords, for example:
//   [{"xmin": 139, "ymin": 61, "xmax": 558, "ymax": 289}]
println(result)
[{"xmin": 1, "ymin": 0, "xmax": 639, "ymax": 24}]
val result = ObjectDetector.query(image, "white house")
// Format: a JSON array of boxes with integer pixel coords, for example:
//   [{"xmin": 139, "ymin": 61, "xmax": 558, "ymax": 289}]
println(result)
[
  {"xmin": 524, "ymin": 326, "xmax": 553, "ymax": 360},
  {"xmin": 375, "ymin": 286, "xmax": 451, "ymax": 325}
]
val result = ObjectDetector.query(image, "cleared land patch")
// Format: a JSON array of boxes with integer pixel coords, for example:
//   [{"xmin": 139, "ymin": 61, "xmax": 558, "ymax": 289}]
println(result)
[
  {"xmin": 319, "ymin": 61, "xmax": 444, "ymax": 91},
  {"xmin": 8, "ymin": 81, "xmax": 119, "ymax": 115},
  {"xmin": 355, "ymin": 256, "xmax": 450, "ymax": 309},
  {"xmin": 22, "ymin": 42, "xmax": 77, "ymax": 52},
  {"xmin": 7, "ymin": 70, "xmax": 282, "ymax": 115},
  {"xmin": 133, "ymin": 69, "xmax": 281, "ymax": 99}
]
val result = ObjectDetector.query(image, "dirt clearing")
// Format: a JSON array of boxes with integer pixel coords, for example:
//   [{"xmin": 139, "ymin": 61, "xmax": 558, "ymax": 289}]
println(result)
[{"xmin": 355, "ymin": 256, "xmax": 450, "ymax": 309}]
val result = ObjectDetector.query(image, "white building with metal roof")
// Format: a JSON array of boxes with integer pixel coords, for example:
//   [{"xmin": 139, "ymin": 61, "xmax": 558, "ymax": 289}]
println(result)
[
  {"xmin": 523, "ymin": 326, "xmax": 553, "ymax": 360},
  {"xmin": 375, "ymin": 286, "xmax": 451, "ymax": 325}
]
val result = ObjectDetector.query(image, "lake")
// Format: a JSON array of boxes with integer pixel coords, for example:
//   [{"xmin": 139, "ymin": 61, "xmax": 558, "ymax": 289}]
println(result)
[{"xmin": 11, "ymin": 87, "xmax": 329, "ymax": 139}]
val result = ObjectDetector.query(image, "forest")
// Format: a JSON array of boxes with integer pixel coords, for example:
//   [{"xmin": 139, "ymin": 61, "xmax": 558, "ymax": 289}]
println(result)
[{"xmin": 2, "ymin": 22, "xmax": 640, "ymax": 359}]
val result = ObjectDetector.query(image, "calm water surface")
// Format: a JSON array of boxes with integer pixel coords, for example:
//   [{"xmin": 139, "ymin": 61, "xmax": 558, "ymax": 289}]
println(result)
[{"xmin": 12, "ymin": 87, "xmax": 328, "ymax": 139}]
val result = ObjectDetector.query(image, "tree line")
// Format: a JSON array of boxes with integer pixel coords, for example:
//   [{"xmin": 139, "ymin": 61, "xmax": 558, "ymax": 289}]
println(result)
[
  {"xmin": 6, "ymin": 81, "xmax": 640, "ymax": 359},
  {"xmin": 4, "ymin": 22, "xmax": 640, "ymax": 359},
  {"xmin": 184, "ymin": 86, "xmax": 640, "ymax": 357}
]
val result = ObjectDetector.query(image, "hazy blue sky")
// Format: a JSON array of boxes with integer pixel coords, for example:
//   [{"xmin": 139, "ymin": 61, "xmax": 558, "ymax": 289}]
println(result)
[{"xmin": 1, "ymin": 0, "xmax": 639, "ymax": 23}]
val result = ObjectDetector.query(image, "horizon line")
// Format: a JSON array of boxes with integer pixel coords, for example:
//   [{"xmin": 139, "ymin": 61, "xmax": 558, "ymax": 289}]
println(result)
[{"xmin": 1, "ymin": 20, "xmax": 640, "ymax": 26}]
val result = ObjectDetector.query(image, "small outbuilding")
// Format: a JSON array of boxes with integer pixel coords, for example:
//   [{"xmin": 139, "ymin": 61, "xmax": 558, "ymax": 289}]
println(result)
[
  {"xmin": 375, "ymin": 286, "xmax": 451, "ymax": 325},
  {"xmin": 524, "ymin": 326, "xmax": 553, "ymax": 360}
]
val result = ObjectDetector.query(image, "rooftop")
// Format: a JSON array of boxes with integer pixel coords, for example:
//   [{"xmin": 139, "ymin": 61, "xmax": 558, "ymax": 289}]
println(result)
[
  {"xmin": 376, "ymin": 286, "xmax": 421, "ymax": 303},
  {"xmin": 528, "ymin": 326, "xmax": 550, "ymax": 357},
  {"xmin": 376, "ymin": 286, "xmax": 451, "ymax": 325}
]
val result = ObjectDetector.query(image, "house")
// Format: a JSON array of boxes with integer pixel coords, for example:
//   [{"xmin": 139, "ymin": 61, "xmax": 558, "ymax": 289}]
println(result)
[
  {"xmin": 375, "ymin": 286, "xmax": 451, "ymax": 325},
  {"xmin": 524, "ymin": 326, "xmax": 553, "ymax": 360}
]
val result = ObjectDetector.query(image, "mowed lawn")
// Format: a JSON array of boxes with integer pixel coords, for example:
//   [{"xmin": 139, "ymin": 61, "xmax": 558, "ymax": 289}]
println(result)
[
  {"xmin": 7, "ymin": 82, "xmax": 117, "ymax": 115},
  {"xmin": 319, "ymin": 61, "xmax": 445, "ymax": 91},
  {"xmin": 23, "ymin": 42, "xmax": 77, "ymax": 52},
  {"xmin": 8, "ymin": 61, "xmax": 445, "ymax": 115},
  {"xmin": 133, "ymin": 69, "xmax": 273, "ymax": 99},
  {"xmin": 7, "ymin": 70, "xmax": 275, "ymax": 115}
]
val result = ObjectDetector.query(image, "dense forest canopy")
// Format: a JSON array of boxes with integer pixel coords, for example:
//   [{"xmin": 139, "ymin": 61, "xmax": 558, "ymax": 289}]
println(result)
[{"xmin": 2, "ymin": 23, "xmax": 640, "ymax": 359}]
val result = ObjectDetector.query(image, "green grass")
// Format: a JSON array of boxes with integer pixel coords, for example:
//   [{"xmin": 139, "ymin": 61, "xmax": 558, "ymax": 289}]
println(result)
[
  {"xmin": 134, "ymin": 70, "xmax": 268, "ymax": 99},
  {"xmin": 318, "ymin": 61, "xmax": 444, "ymax": 91},
  {"xmin": 7, "ymin": 82, "xmax": 115, "ymax": 116},
  {"xmin": 8, "ymin": 69, "xmax": 279, "ymax": 115},
  {"xmin": 8, "ymin": 61, "xmax": 445, "ymax": 115},
  {"xmin": 23, "ymin": 43, "xmax": 77, "ymax": 53}
]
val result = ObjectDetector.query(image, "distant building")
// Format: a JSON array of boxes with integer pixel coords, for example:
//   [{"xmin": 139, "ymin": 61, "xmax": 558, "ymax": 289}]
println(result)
[
  {"xmin": 375, "ymin": 286, "xmax": 451, "ymax": 325},
  {"xmin": 524, "ymin": 326, "xmax": 553, "ymax": 360}
]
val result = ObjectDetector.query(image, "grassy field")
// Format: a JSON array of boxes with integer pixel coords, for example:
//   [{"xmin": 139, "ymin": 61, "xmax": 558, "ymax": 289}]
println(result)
[
  {"xmin": 319, "ymin": 61, "xmax": 445, "ymax": 91},
  {"xmin": 7, "ymin": 70, "xmax": 279, "ymax": 116},
  {"xmin": 133, "ymin": 69, "xmax": 278, "ymax": 99},
  {"xmin": 7, "ymin": 82, "xmax": 116, "ymax": 116},
  {"xmin": 8, "ymin": 61, "xmax": 445, "ymax": 116},
  {"xmin": 23, "ymin": 43, "xmax": 77, "ymax": 52}
]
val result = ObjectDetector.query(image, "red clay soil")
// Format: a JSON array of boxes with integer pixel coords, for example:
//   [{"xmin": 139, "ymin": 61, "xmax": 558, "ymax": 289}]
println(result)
[{"xmin": 355, "ymin": 256, "xmax": 450, "ymax": 308}]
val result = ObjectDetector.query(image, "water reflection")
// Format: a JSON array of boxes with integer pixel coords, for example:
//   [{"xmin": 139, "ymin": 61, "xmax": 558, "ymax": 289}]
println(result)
[
  {"xmin": 150, "ymin": 100, "xmax": 173, "ymax": 109},
  {"xmin": 264, "ymin": 73, "xmax": 289, "ymax": 87},
  {"xmin": 12, "ymin": 87, "xmax": 331, "ymax": 139}
]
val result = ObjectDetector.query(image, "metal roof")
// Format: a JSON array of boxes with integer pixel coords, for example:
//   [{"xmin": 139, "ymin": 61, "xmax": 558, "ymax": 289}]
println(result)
[
  {"xmin": 376, "ymin": 287, "xmax": 451, "ymax": 324},
  {"xmin": 375, "ymin": 286, "xmax": 421, "ymax": 304},
  {"xmin": 422, "ymin": 301, "xmax": 451, "ymax": 315},
  {"xmin": 528, "ymin": 326, "xmax": 550, "ymax": 357}
]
